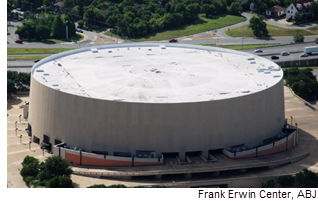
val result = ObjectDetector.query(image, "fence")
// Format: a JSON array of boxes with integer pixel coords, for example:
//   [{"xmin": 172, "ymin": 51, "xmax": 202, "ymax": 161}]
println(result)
[
  {"xmin": 276, "ymin": 58, "xmax": 318, "ymax": 67},
  {"xmin": 223, "ymin": 131, "xmax": 297, "ymax": 159},
  {"xmin": 53, "ymin": 146, "xmax": 164, "ymax": 167}
]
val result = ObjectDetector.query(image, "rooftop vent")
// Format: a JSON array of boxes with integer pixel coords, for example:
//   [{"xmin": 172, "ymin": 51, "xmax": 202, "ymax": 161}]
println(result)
[
  {"xmin": 160, "ymin": 45, "xmax": 166, "ymax": 49},
  {"xmin": 250, "ymin": 62, "xmax": 256, "ymax": 64},
  {"xmin": 52, "ymin": 84, "xmax": 59, "ymax": 87},
  {"xmin": 43, "ymin": 73, "xmax": 49, "ymax": 76},
  {"xmin": 148, "ymin": 49, "xmax": 152, "ymax": 51},
  {"xmin": 36, "ymin": 69, "xmax": 44, "ymax": 72},
  {"xmin": 247, "ymin": 57, "xmax": 255, "ymax": 61},
  {"xmin": 108, "ymin": 50, "xmax": 112, "ymax": 53},
  {"xmin": 58, "ymin": 63, "xmax": 62, "ymax": 67}
]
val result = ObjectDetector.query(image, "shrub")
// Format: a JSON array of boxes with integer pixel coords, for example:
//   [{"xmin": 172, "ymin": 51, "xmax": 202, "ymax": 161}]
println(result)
[{"xmin": 24, "ymin": 176, "xmax": 35, "ymax": 186}]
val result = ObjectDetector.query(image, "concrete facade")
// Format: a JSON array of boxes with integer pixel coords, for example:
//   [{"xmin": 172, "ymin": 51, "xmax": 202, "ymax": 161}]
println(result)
[{"xmin": 29, "ymin": 75, "xmax": 285, "ymax": 158}]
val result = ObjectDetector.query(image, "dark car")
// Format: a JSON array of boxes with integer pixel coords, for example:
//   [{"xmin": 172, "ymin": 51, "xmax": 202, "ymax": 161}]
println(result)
[
  {"xmin": 76, "ymin": 28, "xmax": 83, "ymax": 33},
  {"xmin": 169, "ymin": 38, "xmax": 178, "ymax": 43},
  {"xmin": 15, "ymin": 39, "xmax": 23, "ymax": 44},
  {"xmin": 271, "ymin": 55, "xmax": 279, "ymax": 60}
]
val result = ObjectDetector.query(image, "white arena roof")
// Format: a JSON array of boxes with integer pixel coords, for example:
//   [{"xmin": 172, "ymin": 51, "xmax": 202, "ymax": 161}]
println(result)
[{"xmin": 32, "ymin": 43, "xmax": 283, "ymax": 103}]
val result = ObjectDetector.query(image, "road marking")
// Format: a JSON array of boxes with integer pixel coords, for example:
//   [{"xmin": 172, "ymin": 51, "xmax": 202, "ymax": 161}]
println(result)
[{"xmin": 300, "ymin": 164, "xmax": 318, "ymax": 171}]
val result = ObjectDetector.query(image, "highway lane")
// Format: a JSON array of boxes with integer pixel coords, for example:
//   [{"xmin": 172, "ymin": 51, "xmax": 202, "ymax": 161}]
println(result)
[{"xmin": 7, "ymin": 43, "xmax": 318, "ymax": 68}]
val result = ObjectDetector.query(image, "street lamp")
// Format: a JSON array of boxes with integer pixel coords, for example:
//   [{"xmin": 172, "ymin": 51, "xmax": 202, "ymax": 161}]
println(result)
[
  {"xmin": 66, "ymin": 20, "xmax": 69, "ymax": 40},
  {"xmin": 41, "ymin": 146, "xmax": 45, "ymax": 156},
  {"xmin": 19, "ymin": 135, "xmax": 22, "ymax": 144},
  {"xmin": 19, "ymin": 115, "xmax": 21, "ymax": 123},
  {"xmin": 15, "ymin": 121, "xmax": 17, "ymax": 128},
  {"xmin": 15, "ymin": 128, "xmax": 18, "ymax": 136},
  {"xmin": 290, "ymin": 116, "xmax": 293, "ymax": 125},
  {"xmin": 29, "ymin": 141, "xmax": 32, "ymax": 150}
]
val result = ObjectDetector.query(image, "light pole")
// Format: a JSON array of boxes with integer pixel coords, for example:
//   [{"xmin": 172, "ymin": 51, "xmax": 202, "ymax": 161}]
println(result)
[
  {"xmin": 19, "ymin": 135, "xmax": 22, "ymax": 144},
  {"xmin": 290, "ymin": 116, "xmax": 293, "ymax": 125},
  {"xmin": 41, "ymin": 146, "xmax": 45, "ymax": 156},
  {"xmin": 19, "ymin": 115, "xmax": 21, "ymax": 123},
  {"xmin": 29, "ymin": 141, "xmax": 32, "ymax": 150},
  {"xmin": 66, "ymin": 20, "xmax": 69, "ymax": 40},
  {"xmin": 295, "ymin": 122, "xmax": 298, "ymax": 144},
  {"xmin": 15, "ymin": 121, "xmax": 17, "ymax": 128},
  {"xmin": 15, "ymin": 128, "xmax": 18, "ymax": 136}
]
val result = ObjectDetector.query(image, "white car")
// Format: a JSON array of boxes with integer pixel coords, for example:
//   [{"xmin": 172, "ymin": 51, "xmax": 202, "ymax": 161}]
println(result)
[
  {"xmin": 300, "ymin": 53, "xmax": 308, "ymax": 57},
  {"xmin": 281, "ymin": 51, "xmax": 290, "ymax": 56},
  {"xmin": 254, "ymin": 49, "xmax": 263, "ymax": 53}
]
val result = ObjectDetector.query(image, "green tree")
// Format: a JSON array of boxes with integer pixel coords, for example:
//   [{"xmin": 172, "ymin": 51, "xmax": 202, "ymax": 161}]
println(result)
[
  {"xmin": 249, "ymin": 16, "xmax": 268, "ymax": 37},
  {"xmin": 277, "ymin": 175, "xmax": 295, "ymax": 187},
  {"xmin": 65, "ymin": 15, "xmax": 76, "ymax": 38},
  {"xmin": 309, "ymin": 1, "xmax": 318, "ymax": 20},
  {"xmin": 296, "ymin": 169, "xmax": 318, "ymax": 187},
  {"xmin": 263, "ymin": 178, "xmax": 275, "ymax": 188},
  {"xmin": 293, "ymin": 30, "xmax": 304, "ymax": 43},
  {"xmin": 83, "ymin": 6, "xmax": 103, "ymax": 28},
  {"xmin": 293, "ymin": 12, "xmax": 301, "ymax": 25},
  {"xmin": 52, "ymin": 15, "xmax": 65, "ymax": 39},
  {"xmin": 41, "ymin": 156, "xmax": 73, "ymax": 178},
  {"xmin": 227, "ymin": 2, "xmax": 242, "ymax": 16},
  {"xmin": 20, "ymin": 156, "xmax": 40, "ymax": 178},
  {"xmin": 7, "ymin": 79, "xmax": 17, "ymax": 100},
  {"xmin": 87, "ymin": 184, "xmax": 107, "ymax": 188},
  {"xmin": 77, "ymin": 20, "xmax": 84, "ymax": 28},
  {"xmin": 201, "ymin": 4, "xmax": 215, "ymax": 18},
  {"xmin": 36, "ymin": 24, "xmax": 51, "ymax": 39},
  {"xmin": 45, "ymin": 176, "xmax": 73, "ymax": 188}
]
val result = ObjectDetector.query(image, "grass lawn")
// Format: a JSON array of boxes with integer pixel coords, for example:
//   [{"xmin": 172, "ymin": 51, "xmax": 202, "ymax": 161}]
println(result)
[
  {"xmin": 7, "ymin": 55, "xmax": 48, "ymax": 61},
  {"xmin": 225, "ymin": 24, "xmax": 316, "ymax": 37},
  {"xmin": 7, "ymin": 48, "xmax": 74, "ymax": 55},
  {"xmin": 308, "ymin": 26, "xmax": 318, "ymax": 33},
  {"xmin": 104, "ymin": 31, "xmax": 121, "ymax": 39},
  {"xmin": 283, "ymin": 66, "xmax": 318, "ymax": 70},
  {"xmin": 25, "ymin": 33, "xmax": 83, "ymax": 44},
  {"xmin": 116, "ymin": 15, "xmax": 246, "ymax": 42}
]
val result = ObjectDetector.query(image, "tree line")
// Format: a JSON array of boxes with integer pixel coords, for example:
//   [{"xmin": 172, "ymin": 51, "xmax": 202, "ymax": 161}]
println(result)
[
  {"xmin": 263, "ymin": 169, "xmax": 318, "ymax": 187},
  {"xmin": 7, "ymin": 71, "xmax": 31, "ymax": 101},
  {"xmin": 8, "ymin": 0, "xmax": 247, "ymax": 39},
  {"xmin": 21, "ymin": 155, "xmax": 74, "ymax": 188},
  {"xmin": 284, "ymin": 68, "xmax": 318, "ymax": 101},
  {"xmin": 15, "ymin": 13, "xmax": 76, "ymax": 40}
]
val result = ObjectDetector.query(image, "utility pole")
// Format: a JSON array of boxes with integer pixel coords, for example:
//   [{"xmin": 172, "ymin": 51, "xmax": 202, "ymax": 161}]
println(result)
[{"xmin": 66, "ymin": 20, "xmax": 69, "ymax": 40}]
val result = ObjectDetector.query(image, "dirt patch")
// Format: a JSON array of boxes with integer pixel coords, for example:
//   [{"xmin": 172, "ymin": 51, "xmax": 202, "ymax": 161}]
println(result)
[
  {"xmin": 191, "ymin": 32, "xmax": 222, "ymax": 40},
  {"xmin": 91, "ymin": 35, "xmax": 117, "ymax": 44}
]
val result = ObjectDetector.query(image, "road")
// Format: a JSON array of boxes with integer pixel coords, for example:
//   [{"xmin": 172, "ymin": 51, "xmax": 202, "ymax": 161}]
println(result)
[{"xmin": 7, "ymin": 42, "xmax": 318, "ymax": 73}]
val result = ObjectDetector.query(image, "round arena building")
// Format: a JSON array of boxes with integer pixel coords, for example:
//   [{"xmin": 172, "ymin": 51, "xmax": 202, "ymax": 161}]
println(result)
[{"xmin": 28, "ymin": 43, "xmax": 285, "ymax": 163}]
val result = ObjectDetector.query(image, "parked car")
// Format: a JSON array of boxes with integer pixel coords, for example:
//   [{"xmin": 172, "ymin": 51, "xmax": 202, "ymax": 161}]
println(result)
[
  {"xmin": 254, "ymin": 49, "xmax": 263, "ymax": 53},
  {"xmin": 271, "ymin": 55, "xmax": 279, "ymax": 60},
  {"xmin": 169, "ymin": 38, "xmax": 178, "ymax": 43},
  {"xmin": 286, "ymin": 18, "xmax": 292, "ymax": 22},
  {"xmin": 281, "ymin": 51, "xmax": 290, "ymax": 56},
  {"xmin": 76, "ymin": 28, "xmax": 83, "ymax": 33},
  {"xmin": 15, "ymin": 39, "xmax": 23, "ymax": 44},
  {"xmin": 300, "ymin": 53, "xmax": 308, "ymax": 57}
]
